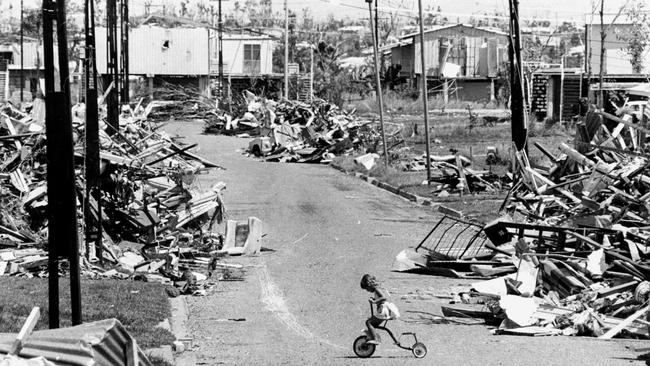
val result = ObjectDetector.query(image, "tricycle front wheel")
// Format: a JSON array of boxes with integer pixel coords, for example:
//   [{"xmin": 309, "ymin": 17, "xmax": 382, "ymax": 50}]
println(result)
[
  {"xmin": 412, "ymin": 342, "xmax": 427, "ymax": 358},
  {"xmin": 353, "ymin": 335, "xmax": 376, "ymax": 358}
]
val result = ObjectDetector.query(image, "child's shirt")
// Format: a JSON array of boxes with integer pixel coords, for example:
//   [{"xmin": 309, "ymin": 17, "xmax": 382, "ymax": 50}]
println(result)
[{"xmin": 374, "ymin": 287, "xmax": 400, "ymax": 320}]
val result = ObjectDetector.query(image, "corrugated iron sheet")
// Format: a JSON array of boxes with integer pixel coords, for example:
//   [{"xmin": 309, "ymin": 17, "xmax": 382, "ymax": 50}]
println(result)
[{"xmin": 0, "ymin": 319, "xmax": 152, "ymax": 366}]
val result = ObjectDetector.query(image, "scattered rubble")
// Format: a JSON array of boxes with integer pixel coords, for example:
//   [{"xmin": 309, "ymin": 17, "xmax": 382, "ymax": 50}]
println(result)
[
  {"xmin": 0, "ymin": 100, "xmax": 262, "ymax": 295},
  {"xmin": 399, "ymin": 153, "xmax": 506, "ymax": 194},
  {"xmin": 142, "ymin": 82, "xmax": 223, "ymax": 123},
  {"xmin": 206, "ymin": 92, "xmax": 405, "ymax": 164},
  {"xmin": 394, "ymin": 105, "xmax": 650, "ymax": 339}
]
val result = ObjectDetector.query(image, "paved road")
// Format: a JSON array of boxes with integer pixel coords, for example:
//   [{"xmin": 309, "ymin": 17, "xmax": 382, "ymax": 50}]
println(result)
[{"xmin": 168, "ymin": 121, "xmax": 646, "ymax": 366}]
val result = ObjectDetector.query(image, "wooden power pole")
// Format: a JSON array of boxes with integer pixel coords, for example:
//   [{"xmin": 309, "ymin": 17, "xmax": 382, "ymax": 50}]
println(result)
[
  {"xmin": 417, "ymin": 0, "xmax": 431, "ymax": 184},
  {"xmin": 367, "ymin": 0, "xmax": 389, "ymax": 166},
  {"xmin": 43, "ymin": 0, "xmax": 82, "ymax": 328},
  {"xmin": 218, "ymin": 0, "xmax": 224, "ymax": 102},
  {"xmin": 20, "ymin": 0, "xmax": 24, "ymax": 103},
  {"xmin": 106, "ymin": 0, "xmax": 119, "ymax": 134},
  {"xmin": 508, "ymin": 0, "xmax": 527, "ymax": 152},
  {"xmin": 119, "ymin": 0, "xmax": 129, "ymax": 104},
  {"xmin": 598, "ymin": 0, "xmax": 605, "ymax": 108},
  {"xmin": 284, "ymin": 0, "xmax": 289, "ymax": 99},
  {"xmin": 85, "ymin": 0, "xmax": 103, "ymax": 266}
]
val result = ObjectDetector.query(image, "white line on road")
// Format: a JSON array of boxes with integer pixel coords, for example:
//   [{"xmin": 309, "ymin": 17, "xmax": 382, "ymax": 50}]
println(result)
[
  {"xmin": 290, "ymin": 233, "xmax": 309, "ymax": 245},
  {"xmin": 258, "ymin": 263, "xmax": 346, "ymax": 350}
]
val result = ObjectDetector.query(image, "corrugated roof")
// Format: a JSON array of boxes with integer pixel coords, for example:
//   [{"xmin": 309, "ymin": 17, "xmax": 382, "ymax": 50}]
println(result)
[
  {"xmin": 0, "ymin": 319, "xmax": 152, "ymax": 366},
  {"xmin": 587, "ymin": 13, "xmax": 635, "ymax": 26},
  {"xmin": 400, "ymin": 23, "xmax": 507, "ymax": 39},
  {"xmin": 379, "ymin": 38, "xmax": 413, "ymax": 52}
]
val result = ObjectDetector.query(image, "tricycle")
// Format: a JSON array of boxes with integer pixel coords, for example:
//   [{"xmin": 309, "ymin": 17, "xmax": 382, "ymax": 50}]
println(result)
[{"xmin": 353, "ymin": 300, "xmax": 427, "ymax": 358}]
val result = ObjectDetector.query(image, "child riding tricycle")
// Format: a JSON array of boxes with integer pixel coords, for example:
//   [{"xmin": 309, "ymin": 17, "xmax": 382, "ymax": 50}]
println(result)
[{"xmin": 353, "ymin": 274, "xmax": 427, "ymax": 358}]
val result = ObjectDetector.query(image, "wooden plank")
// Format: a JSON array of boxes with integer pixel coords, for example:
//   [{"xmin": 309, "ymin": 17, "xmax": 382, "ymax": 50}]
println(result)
[
  {"xmin": 597, "ymin": 110, "xmax": 650, "ymax": 134},
  {"xmin": 0, "ymin": 225, "xmax": 35, "ymax": 243},
  {"xmin": 8, "ymin": 307, "xmax": 40, "ymax": 355},
  {"xmin": 498, "ymin": 326, "xmax": 563, "ymax": 336},
  {"xmin": 526, "ymin": 167, "xmax": 581, "ymax": 203},
  {"xmin": 9, "ymin": 170, "xmax": 29, "ymax": 193},
  {"xmin": 599, "ymin": 304, "xmax": 650, "ymax": 339},
  {"xmin": 626, "ymin": 240, "xmax": 641, "ymax": 262},
  {"xmin": 559, "ymin": 143, "xmax": 595, "ymax": 167},
  {"xmin": 568, "ymin": 231, "xmax": 650, "ymax": 272},
  {"xmin": 3, "ymin": 116, "xmax": 22, "ymax": 150},
  {"xmin": 455, "ymin": 153, "xmax": 470, "ymax": 194},
  {"xmin": 596, "ymin": 280, "xmax": 640, "ymax": 298}
]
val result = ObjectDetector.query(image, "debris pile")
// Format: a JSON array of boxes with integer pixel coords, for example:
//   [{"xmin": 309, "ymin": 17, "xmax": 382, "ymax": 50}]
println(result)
[
  {"xmin": 394, "ymin": 106, "xmax": 650, "ymax": 339},
  {"xmin": 398, "ymin": 153, "xmax": 506, "ymax": 194},
  {"xmin": 0, "ymin": 101, "xmax": 258, "ymax": 294},
  {"xmin": 206, "ymin": 92, "xmax": 400, "ymax": 163},
  {"xmin": 142, "ymin": 82, "xmax": 223, "ymax": 123}
]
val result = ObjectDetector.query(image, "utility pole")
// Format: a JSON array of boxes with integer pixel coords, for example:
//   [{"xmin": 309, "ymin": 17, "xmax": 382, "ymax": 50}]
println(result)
[
  {"xmin": 209, "ymin": 5, "xmax": 214, "ymax": 99},
  {"xmin": 42, "ymin": 0, "xmax": 82, "ymax": 328},
  {"xmin": 284, "ymin": 0, "xmax": 289, "ymax": 100},
  {"xmin": 218, "ymin": 0, "xmax": 224, "ymax": 103},
  {"xmin": 310, "ymin": 46, "xmax": 314, "ymax": 102},
  {"xmin": 366, "ymin": 0, "xmax": 388, "ymax": 166},
  {"xmin": 556, "ymin": 54, "xmax": 565, "ymax": 122},
  {"xmin": 598, "ymin": 0, "xmax": 605, "ymax": 108},
  {"xmin": 106, "ymin": 0, "xmax": 119, "ymax": 134},
  {"xmin": 375, "ymin": 0, "xmax": 379, "ymax": 48},
  {"xmin": 417, "ymin": 0, "xmax": 431, "ymax": 185},
  {"xmin": 508, "ymin": 0, "xmax": 527, "ymax": 152},
  {"xmin": 584, "ymin": 14, "xmax": 590, "ymax": 108},
  {"xmin": 42, "ymin": 0, "xmax": 58, "ymax": 330},
  {"xmin": 20, "ymin": 0, "xmax": 24, "ymax": 103},
  {"xmin": 119, "ymin": 0, "xmax": 129, "ymax": 104},
  {"xmin": 85, "ymin": 0, "xmax": 102, "ymax": 266}
]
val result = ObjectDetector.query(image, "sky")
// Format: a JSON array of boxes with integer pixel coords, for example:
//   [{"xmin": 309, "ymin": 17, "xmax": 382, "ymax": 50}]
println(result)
[{"xmin": 0, "ymin": 0, "xmax": 635, "ymax": 23}]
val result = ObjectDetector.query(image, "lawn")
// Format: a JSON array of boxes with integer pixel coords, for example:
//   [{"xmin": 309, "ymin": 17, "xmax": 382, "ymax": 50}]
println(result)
[
  {"xmin": 0, "ymin": 277, "xmax": 175, "ymax": 349},
  {"xmin": 333, "ymin": 113, "xmax": 574, "ymax": 223}
]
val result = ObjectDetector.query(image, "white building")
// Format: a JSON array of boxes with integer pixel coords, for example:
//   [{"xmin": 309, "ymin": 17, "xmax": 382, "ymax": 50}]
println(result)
[
  {"xmin": 587, "ymin": 15, "xmax": 650, "ymax": 75},
  {"xmin": 209, "ymin": 33, "xmax": 275, "ymax": 76},
  {"xmin": 95, "ymin": 25, "xmax": 276, "ymax": 97}
]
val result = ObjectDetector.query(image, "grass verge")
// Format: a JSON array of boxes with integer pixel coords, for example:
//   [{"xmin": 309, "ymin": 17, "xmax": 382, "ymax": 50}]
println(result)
[
  {"xmin": 0, "ymin": 278, "xmax": 175, "ymax": 349},
  {"xmin": 332, "ymin": 116, "xmax": 574, "ymax": 223},
  {"xmin": 347, "ymin": 92, "xmax": 502, "ymax": 115}
]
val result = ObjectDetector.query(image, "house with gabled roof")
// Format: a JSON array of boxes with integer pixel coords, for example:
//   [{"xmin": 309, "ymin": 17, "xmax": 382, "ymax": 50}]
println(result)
[{"xmin": 387, "ymin": 24, "xmax": 509, "ymax": 103}]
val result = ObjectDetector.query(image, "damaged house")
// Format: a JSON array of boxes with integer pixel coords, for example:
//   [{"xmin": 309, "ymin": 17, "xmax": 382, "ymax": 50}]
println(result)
[
  {"xmin": 0, "ymin": 41, "xmax": 54, "ymax": 103},
  {"xmin": 96, "ymin": 25, "xmax": 212, "ymax": 98},
  {"xmin": 95, "ymin": 20, "xmax": 276, "ymax": 100},
  {"xmin": 388, "ymin": 24, "xmax": 509, "ymax": 103}
]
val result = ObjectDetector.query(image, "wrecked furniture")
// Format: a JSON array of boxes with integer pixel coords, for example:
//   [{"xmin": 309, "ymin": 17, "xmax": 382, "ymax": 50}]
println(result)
[{"xmin": 220, "ymin": 217, "xmax": 263, "ymax": 256}]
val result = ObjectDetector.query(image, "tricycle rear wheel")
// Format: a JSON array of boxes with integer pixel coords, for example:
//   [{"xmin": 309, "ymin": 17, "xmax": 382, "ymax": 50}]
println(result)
[
  {"xmin": 353, "ymin": 335, "xmax": 376, "ymax": 358},
  {"xmin": 412, "ymin": 342, "xmax": 427, "ymax": 358}
]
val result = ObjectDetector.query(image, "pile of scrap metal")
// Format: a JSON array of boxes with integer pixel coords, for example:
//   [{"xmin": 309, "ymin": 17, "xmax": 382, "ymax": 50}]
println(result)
[
  {"xmin": 0, "ymin": 102, "xmax": 246, "ymax": 294},
  {"xmin": 399, "ymin": 153, "xmax": 506, "ymax": 194},
  {"xmin": 392, "ymin": 107, "xmax": 650, "ymax": 338}
]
